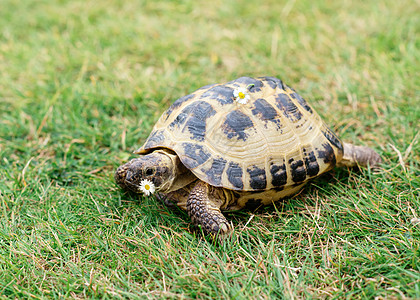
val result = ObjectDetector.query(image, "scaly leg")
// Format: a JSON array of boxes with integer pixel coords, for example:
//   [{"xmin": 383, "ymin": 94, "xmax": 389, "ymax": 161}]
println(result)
[
  {"xmin": 186, "ymin": 181, "xmax": 233, "ymax": 237},
  {"xmin": 337, "ymin": 142, "xmax": 382, "ymax": 168}
]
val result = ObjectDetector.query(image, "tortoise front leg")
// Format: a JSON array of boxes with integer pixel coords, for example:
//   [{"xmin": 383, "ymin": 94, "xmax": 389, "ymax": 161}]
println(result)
[{"xmin": 187, "ymin": 181, "xmax": 233, "ymax": 237}]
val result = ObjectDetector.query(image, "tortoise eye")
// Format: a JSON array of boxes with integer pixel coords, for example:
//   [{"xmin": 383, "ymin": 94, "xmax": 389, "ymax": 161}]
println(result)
[{"xmin": 145, "ymin": 168, "xmax": 154, "ymax": 176}]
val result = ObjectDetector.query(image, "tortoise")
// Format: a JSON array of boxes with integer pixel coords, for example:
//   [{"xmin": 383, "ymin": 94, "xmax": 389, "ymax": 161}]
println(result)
[{"xmin": 115, "ymin": 76, "xmax": 381, "ymax": 237}]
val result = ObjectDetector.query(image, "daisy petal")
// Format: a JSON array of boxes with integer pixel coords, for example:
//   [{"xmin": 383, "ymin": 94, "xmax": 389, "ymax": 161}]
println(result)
[
  {"xmin": 233, "ymin": 87, "xmax": 251, "ymax": 104},
  {"xmin": 139, "ymin": 179, "xmax": 156, "ymax": 196}
]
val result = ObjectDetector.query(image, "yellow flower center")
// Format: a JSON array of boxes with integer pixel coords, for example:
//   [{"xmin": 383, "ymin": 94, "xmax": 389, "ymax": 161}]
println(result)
[
  {"xmin": 238, "ymin": 92, "xmax": 245, "ymax": 99},
  {"xmin": 144, "ymin": 184, "xmax": 150, "ymax": 190}
]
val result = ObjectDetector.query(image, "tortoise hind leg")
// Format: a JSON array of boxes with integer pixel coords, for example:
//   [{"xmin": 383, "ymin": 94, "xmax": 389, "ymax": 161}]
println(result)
[
  {"xmin": 187, "ymin": 181, "xmax": 233, "ymax": 237},
  {"xmin": 337, "ymin": 142, "xmax": 382, "ymax": 168}
]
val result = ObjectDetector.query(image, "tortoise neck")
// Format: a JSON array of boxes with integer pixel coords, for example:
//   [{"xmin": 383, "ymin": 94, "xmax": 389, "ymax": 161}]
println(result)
[
  {"xmin": 150, "ymin": 148, "xmax": 196, "ymax": 193},
  {"xmin": 153, "ymin": 148, "xmax": 197, "ymax": 193}
]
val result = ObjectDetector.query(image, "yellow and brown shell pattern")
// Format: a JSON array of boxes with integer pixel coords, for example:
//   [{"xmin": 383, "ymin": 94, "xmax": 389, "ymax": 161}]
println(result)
[{"xmin": 135, "ymin": 76, "xmax": 344, "ymax": 200}]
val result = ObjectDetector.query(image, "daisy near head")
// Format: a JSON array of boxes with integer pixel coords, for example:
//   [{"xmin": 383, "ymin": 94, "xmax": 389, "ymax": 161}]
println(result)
[{"xmin": 139, "ymin": 179, "xmax": 155, "ymax": 196}]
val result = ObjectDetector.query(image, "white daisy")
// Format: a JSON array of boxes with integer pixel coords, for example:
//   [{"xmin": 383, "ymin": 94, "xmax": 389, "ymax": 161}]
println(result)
[
  {"xmin": 139, "ymin": 179, "xmax": 155, "ymax": 196},
  {"xmin": 233, "ymin": 87, "xmax": 250, "ymax": 104}
]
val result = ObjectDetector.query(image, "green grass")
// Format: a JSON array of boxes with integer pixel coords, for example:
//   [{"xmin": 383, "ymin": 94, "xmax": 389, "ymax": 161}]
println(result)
[{"xmin": 0, "ymin": 0, "xmax": 419, "ymax": 298}]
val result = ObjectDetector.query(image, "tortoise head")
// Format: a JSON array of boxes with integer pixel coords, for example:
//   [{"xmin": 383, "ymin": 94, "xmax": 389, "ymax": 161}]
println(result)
[{"xmin": 115, "ymin": 150, "xmax": 176, "ymax": 194}]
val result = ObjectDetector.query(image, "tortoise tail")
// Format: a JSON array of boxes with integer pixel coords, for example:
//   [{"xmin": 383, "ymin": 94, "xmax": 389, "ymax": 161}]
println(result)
[{"xmin": 337, "ymin": 142, "xmax": 382, "ymax": 168}]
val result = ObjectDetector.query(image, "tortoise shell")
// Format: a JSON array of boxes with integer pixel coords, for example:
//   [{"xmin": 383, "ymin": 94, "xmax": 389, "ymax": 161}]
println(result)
[{"xmin": 135, "ymin": 76, "xmax": 344, "ymax": 191}]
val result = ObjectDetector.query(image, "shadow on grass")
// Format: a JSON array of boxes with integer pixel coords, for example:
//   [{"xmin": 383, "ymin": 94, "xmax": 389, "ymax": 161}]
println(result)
[{"xmin": 110, "ymin": 166, "xmax": 364, "ymax": 243}]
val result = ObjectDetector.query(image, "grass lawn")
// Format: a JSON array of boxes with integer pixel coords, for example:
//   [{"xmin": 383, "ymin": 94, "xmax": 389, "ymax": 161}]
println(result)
[{"xmin": 0, "ymin": 0, "xmax": 419, "ymax": 298}]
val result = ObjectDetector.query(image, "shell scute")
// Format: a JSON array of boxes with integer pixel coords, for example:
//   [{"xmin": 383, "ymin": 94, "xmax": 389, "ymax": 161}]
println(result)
[
  {"xmin": 317, "ymin": 142, "xmax": 337, "ymax": 165},
  {"xmin": 184, "ymin": 101, "xmax": 216, "ymax": 142},
  {"xmin": 201, "ymin": 156, "xmax": 227, "ymax": 186},
  {"xmin": 222, "ymin": 110, "xmax": 255, "ymax": 141},
  {"xmin": 228, "ymin": 77, "xmax": 264, "ymax": 92},
  {"xmin": 251, "ymin": 98, "xmax": 282, "ymax": 129},
  {"xmin": 247, "ymin": 165, "xmax": 267, "ymax": 190},
  {"xmin": 302, "ymin": 147, "xmax": 320, "ymax": 177},
  {"xmin": 141, "ymin": 130, "xmax": 166, "ymax": 150},
  {"xmin": 290, "ymin": 92, "xmax": 313, "ymax": 114},
  {"xmin": 321, "ymin": 125, "xmax": 344, "ymax": 155},
  {"xmin": 275, "ymin": 93, "xmax": 303, "ymax": 122},
  {"xmin": 164, "ymin": 93, "xmax": 196, "ymax": 121},
  {"xmin": 270, "ymin": 161, "xmax": 288, "ymax": 187},
  {"xmin": 289, "ymin": 159, "xmax": 307, "ymax": 183},
  {"xmin": 181, "ymin": 143, "xmax": 211, "ymax": 169},
  {"xmin": 260, "ymin": 76, "xmax": 286, "ymax": 90},
  {"xmin": 199, "ymin": 85, "xmax": 234, "ymax": 105},
  {"xmin": 226, "ymin": 161, "xmax": 244, "ymax": 190}
]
